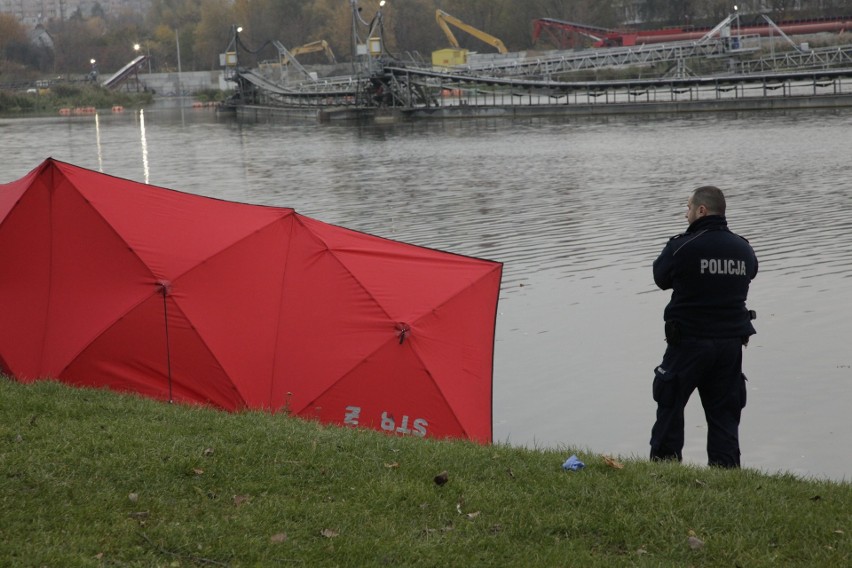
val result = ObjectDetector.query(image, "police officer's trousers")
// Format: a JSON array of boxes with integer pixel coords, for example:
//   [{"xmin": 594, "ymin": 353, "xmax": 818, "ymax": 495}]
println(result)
[{"xmin": 649, "ymin": 337, "xmax": 747, "ymax": 468}]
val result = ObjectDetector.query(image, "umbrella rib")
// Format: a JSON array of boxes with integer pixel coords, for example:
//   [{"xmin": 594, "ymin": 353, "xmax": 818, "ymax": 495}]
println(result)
[
  {"xmin": 160, "ymin": 286, "xmax": 174, "ymax": 403},
  {"xmin": 357, "ymin": 265, "xmax": 501, "ymax": 439},
  {"xmin": 294, "ymin": 216, "xmax": 396, "ymax": 322},
  {"xmin": 159, "ymin": 215, "xmax": 293, "ymax": 408},
  {"xmin": 412, "ymin": 264, "xmax": 504, "ymax": 325},
  {"xmin": 48, "ymin": 214, "xmax": 277, "ymax": 379},
  {"xmin": 269, "ymin": 216, "xmax": 296, "ymax": 407},
  {"xmin": 52, "ymin": 200, "xmax": 288, "ymax": 404},
  {"xmin": 294, "ymin": 216, "xmax": 501, "ymax": 440},
  {"xmin": 303, "ymin": 221, "xmax": 502, "ymax": 327},
  {"xmin": 39, "ymin": 165, "xmax": 166, "ymax": 378},
  {"xmin": 54, "ymin": 289, "xmax": 249, "ymax": 408},
  {"xmin": 54, "ymin": 289, "xmax": 154, "ymax": 376},
  {"xmin": 307, "ymin": 338, "xmax": 470, "ymax": 439},
  {"xmin": 39, "ymin": 171, "xmax": 56, "ymax": 371},
  {"xmin": 93, "ymin": 207, "xmax": 292, "ymax": 289},
  {"xmin": 61, "ymin": 158, "xmax": 293, "ymax": 293},
  {"xmin": 297, "ymin": 334, "xmax": 468, "ymax": 437}
]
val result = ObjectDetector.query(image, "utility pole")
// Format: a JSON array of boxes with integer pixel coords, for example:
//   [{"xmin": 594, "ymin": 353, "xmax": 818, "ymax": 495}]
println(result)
[{"xmin": 175, "ymin": 28, "xmax": 182, "ymax": 96}]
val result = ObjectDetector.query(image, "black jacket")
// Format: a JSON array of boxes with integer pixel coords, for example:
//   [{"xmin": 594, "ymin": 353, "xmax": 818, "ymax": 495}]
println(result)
[{"xmin": 653, "ymin": 215, "xmax": 757, "ymax": 338}]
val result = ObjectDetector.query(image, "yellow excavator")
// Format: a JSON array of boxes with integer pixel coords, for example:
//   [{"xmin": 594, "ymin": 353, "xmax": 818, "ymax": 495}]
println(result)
[
  {"xmin": 432, "ymin": 9, "xmax": 508, "ymax": 67},
  {"xmin": 282, "ymin": 40, "xmax": 336, "ymax": 65}
]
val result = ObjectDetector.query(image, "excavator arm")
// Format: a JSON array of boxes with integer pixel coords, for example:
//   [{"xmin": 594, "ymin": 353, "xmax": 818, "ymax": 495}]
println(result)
[
  {"xmin": 435, "ymin": 9, "xmax": 508, "ymax": 54},
  {"xmin": 283, "ymin": 40, "xmax": 336, "ymax": 64}
]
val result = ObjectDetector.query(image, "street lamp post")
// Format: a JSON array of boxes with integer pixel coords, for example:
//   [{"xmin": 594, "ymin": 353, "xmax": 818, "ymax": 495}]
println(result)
[
  {"xmin": 368, "ymin": 1, "xmax": 386, "ymax": 46},
  {"xmin": 733, "ymin": 5, "xmax": 741, "ymax": 49},
  {"xmin": 222, "ymin": 24, "xmax": 241, "ymax": 70},
  {"xmin": 350, "ymin": 0, "xmax": 389, "ymax": 77},
  {"xmin": 367, "ymin": 0, "xmax": 387, "ymax": 68},
  {"xmin": 175, "ymin": 29, "xmax": 183, "ymax": 97}
]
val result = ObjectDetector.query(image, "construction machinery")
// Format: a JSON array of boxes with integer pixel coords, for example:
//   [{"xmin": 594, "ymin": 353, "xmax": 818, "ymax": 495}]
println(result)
[
  {"xmin": 258, "ymin": 39, "xmax": 335, "ymax": 84},
  {"xmin": 282, "ymin": 40, "xmax": 336, "ymax": 65},
  {"xmin": 432, "ymin": 9, "xmax": 508, "ymax": 67},
  {"xmin": 533, "ymin": 14, "xmax": 852, "ymax": 49}
]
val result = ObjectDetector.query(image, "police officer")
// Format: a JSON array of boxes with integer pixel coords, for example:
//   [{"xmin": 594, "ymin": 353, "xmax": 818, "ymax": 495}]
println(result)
[{"xmin": 650, "ymin": 186, "xmax": 757, "ymax": 468}]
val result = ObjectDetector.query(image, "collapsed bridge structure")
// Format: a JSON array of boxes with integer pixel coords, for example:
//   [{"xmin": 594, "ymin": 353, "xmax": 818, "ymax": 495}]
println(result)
[{"xmin": 223, "ymin": 12, "xmax": 852, "ymax": 121}]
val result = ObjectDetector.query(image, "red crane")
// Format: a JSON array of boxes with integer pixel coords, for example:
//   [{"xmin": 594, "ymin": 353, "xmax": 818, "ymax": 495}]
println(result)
[{"xmin": 533, "ymin": 15, "xmax": 852, "ymax": 49}]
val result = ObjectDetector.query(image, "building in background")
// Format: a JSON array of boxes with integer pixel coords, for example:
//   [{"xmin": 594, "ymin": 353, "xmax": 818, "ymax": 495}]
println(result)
[
  {"xmin": 28, "ymin": 22, "xmax": 54, "ymax": 49},
  {"xmin": 0, "ymin": 0, "xmax": 150, "ymax": 26}
]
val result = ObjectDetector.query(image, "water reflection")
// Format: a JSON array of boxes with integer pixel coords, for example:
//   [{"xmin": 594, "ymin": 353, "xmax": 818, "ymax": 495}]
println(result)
[
  {"xmin": 0, "ymin": 107, "xmax": 850, "ymax": 481},
  {"xmin": 139, "ymin": 109, "xmax": 150, "ymax": 184},
  {"xmin": 94, "ymin": 113, "xmax": 103, "ymax": 172}
]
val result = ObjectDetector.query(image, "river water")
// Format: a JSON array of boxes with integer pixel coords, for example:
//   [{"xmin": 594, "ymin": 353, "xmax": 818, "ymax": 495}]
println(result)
[{"xmin": 1, "ymin": 104, "xmax": 850, "ymax": 482}]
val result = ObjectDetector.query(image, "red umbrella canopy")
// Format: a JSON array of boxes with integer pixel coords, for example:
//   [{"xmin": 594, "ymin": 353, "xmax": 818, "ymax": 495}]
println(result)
[{"xmin": 0, "ymin": 159, "xmax": 502, "ymax": 442}]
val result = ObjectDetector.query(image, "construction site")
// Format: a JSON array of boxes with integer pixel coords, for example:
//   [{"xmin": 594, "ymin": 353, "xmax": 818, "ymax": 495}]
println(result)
[{"xmin": 205, "ymin": 7, "xmax": 852, "ymax": 121}]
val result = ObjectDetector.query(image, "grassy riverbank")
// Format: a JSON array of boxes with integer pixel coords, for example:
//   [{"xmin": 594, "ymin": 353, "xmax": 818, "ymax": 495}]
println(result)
[
  {"xmin": 0, "ymin": 84, "xmax": 153, "ymax": 115},
  {"xmin": 1, "ymin": 377, "xmax": 848, "ymax": 567}
]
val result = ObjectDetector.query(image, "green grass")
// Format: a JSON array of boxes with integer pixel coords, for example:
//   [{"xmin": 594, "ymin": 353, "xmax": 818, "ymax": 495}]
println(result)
[
  {"xmin": 1, "ymin": 377, "xmax": 849, "ymax": 567},
  {"xmin": 0, "ymin": 84, "xmax": 153, "ymax": 115}
]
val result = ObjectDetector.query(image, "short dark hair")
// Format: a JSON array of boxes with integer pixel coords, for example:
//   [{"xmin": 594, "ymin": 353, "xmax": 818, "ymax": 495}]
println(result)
[{"xmin": 692, "ymin": 186, "xmax": 726, "ymax": 215}]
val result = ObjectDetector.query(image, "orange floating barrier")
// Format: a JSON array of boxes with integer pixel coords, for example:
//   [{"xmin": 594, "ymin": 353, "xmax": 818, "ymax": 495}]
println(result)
[{"xmin": 111, "ymin": 106, "xmax": 124, "ymax": 113}]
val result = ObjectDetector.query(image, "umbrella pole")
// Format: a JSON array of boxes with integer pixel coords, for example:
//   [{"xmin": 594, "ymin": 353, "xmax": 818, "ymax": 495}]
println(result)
[{"xmin": 159, "ymin": 282, "xmax": 174, "ymax": 403}]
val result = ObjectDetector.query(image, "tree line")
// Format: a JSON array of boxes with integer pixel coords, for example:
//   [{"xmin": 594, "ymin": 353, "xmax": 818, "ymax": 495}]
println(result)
[{"xmin": 2, "ymin": 0, "xmax": 850, "ymax": 82}]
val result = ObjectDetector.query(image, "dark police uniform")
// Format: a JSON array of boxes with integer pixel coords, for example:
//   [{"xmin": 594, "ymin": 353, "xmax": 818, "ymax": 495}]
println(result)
[{"xmin": 650, "ymin": 215, "xmax": 757, "ymax": 468}]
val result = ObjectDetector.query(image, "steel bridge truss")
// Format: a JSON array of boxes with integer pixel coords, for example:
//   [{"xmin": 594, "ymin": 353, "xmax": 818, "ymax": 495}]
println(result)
[
  {"xmin": 739, "ymin": 45, "xmax": 852, "ymax": 73},
  {"xmin": 454, "ymin": 40, "xmax": 732, "ymax": 78},
  {"xmin": 380, "ymin": 66, "xmax": 852, "ymax": 108},
  {"xmin": 232, "ymin": 62, "xmax": 852, "ymax": 112},
  {"xmin": 439, "ymin": 40, "xmax": 852, "ymax": 81}
]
